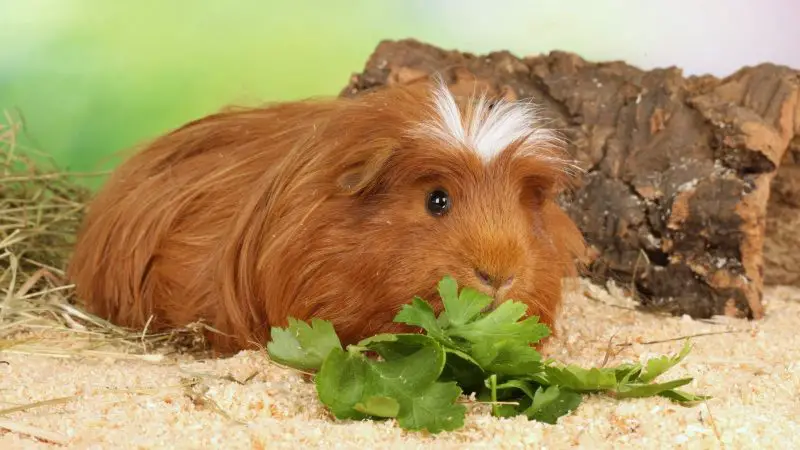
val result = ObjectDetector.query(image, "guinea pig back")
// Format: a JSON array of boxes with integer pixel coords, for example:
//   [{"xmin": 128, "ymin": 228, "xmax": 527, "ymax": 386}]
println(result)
[{"xmin": 66, "ymin": 80, "xmax": 586, "ymax": 355}]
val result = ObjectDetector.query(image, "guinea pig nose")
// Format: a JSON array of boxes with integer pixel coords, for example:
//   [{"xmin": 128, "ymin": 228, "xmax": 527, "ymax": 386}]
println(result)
[{"xmin": 474, "ymin": 268, "xmax": 515, "ymax": 290}]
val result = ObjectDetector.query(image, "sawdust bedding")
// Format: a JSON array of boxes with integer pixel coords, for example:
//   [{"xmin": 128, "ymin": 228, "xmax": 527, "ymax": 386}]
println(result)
[{"xmin": 1, "ymin": 280, "xmax": 798, "ymax": 449}]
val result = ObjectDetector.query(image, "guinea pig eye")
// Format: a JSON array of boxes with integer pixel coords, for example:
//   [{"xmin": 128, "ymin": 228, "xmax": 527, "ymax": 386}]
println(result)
[{"xmin": 426, "ymin": 189, "xmax": 451, "ymax": 216}]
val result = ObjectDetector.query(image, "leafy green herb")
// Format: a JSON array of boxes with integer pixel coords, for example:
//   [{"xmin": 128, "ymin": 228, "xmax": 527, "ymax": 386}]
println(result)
[
  {"xmin": 534, "ymin": 365, "xmax": 619, "ymax": 392},
  {"xmin": 267, "ymin": 275, "xmax": 709, "ymax": 433},
  {"xmin": 315, "ymin": 333, "xmax": 465, "ymax": 433},
  {"xmin": 638, "ymin": 339, "xmax": 693, "ymax": 383},
  {"xmin": 613, "ymin": 377, "xmax": 694, "ymax": 399},
  {"xmin": 266, "ymin": 317, "xmax": 341, "ymax": 371},
  {"xmin": 437, "ymin": 276, "xmax": 489, "ymax": 327},
  {"xmin": 658, "ymin": 388, "xmax": 711, "ymax": 404},
  {"xmin": 393, "ymin": 297, "xmax": 453, "ymax": 346}
]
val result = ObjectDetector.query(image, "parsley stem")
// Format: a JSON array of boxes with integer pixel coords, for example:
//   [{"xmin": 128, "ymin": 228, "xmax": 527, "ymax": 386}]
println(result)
[{"xmin": 489, "ymin": 374, "xmax": 498, "ymax": 417}]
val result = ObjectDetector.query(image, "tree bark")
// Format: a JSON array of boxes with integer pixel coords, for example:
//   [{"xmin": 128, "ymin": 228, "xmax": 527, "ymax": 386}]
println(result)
[
  {"xmin": 340, "ymin": 39, "xmax": 800, "ymax": 320},
  {"xmin": 764, "ymin": 147, "xmax": 800, "ymax": 286}
]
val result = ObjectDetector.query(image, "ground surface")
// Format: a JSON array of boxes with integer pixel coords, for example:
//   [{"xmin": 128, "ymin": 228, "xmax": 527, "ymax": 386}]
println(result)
[{"xmin": 1, "ymin": 281, "xmax": 798, "ymax": 449}]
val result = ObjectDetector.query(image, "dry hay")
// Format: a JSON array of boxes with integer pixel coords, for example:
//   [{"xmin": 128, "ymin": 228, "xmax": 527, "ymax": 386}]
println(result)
[{"xmin": 0, "ymin": 111, "xmax": 213, "ymax": 364}]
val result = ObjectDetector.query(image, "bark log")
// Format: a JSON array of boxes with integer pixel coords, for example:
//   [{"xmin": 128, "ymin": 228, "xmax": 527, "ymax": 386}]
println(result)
[
  {"xmin": 339, "ymin": 39, "xmax": 800, "ymax": 320},
  {"xmin": 764, "ymin": 147, "xmax": 800, "ymax": 286}
]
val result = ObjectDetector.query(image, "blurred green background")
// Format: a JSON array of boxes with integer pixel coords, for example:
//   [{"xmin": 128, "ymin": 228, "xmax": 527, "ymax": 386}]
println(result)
[
  {"xmin": 2, "ymin": 1, "xmax": 438, "ymax": 187},
  {"xmin": 2, "ymin": 0, "xmax": 797, "ymax": 189}
]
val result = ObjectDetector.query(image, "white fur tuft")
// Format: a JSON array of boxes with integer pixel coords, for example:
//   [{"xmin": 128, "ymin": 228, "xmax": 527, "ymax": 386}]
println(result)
[
  {"xmin": 415, "ymin": 80, "xmax": 579, "ymax": 174},
  {"xmin": 428, "ymin": 82, "xmax": 466, "ymax": 144}
]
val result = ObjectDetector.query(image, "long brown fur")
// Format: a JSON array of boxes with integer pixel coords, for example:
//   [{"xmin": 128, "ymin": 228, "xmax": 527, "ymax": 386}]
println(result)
[{"xmin": 67, "ymin": 81, "xmax": 586, "ymax": 355}]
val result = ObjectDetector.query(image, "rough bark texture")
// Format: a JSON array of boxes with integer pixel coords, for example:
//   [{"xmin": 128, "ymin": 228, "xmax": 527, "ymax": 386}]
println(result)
[
  {"xmin": 764, "ymin": 147, "xmax": 800, "ymax": 286},
  {"xmin": 340, "ymin": 39, "xmax": 800, "ymax": 320}
]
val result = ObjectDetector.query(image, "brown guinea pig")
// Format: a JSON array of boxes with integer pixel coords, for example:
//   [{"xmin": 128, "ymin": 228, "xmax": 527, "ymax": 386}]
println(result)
[{"xmin": 66, "ymin": 79, "xmax": 586, "ymax": 355}]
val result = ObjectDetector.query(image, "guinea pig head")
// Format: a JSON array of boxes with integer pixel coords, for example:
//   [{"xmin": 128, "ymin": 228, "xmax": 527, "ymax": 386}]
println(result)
[{"xmin": 271, "ymin": 82, "xmax": 586, "ymax": 347}]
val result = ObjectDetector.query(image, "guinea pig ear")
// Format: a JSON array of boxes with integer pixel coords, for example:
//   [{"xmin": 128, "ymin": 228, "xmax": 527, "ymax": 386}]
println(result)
[
  {"xmin": 336, "ymin": 143, "xmax": 396, "ymax": 195},
  {"xmin": 519, "ymin": 173, "xmax": 557, "ymax": 209},
  {"xmin": 513, "ymin": 147, "xmax": 580, "ymax": 210}
]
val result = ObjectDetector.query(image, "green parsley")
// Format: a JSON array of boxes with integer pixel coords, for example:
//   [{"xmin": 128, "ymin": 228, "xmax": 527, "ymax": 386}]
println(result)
[{"xmin": 266, "ymin": 276, "xmax": 709, "ymax": 433}]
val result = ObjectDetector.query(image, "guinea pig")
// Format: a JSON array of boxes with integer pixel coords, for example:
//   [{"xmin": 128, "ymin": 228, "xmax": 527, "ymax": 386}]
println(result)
[{"xmin": 66, "ymin": 79, "xmax": 586, "ymax": 355}]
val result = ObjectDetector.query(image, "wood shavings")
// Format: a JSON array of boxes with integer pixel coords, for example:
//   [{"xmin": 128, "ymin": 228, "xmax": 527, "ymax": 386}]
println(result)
[{"xmin": 1, "ymin": 284, "xmax": 798, "ymax": 448}]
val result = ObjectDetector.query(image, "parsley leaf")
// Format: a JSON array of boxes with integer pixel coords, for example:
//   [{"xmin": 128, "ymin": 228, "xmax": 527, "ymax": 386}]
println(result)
[
  {"xmin": 470, "ymin": 339, "xmax": 545, "ymax": 377},
  {"xmin": 613, "ymin": 377, "xmax": 694, "ymax": 399},
  {"xmin": 354, "ymin": 396, "xmax": 401, "ymax": 418},
  {"xmin": 638, "ymin": 339, "xmax": 693, "ymax": 383},
  {"xmin": 440, "ymin": 348, "xmax": 486, "ymax": 392},
  {"xmin": 495, "ymin": 379, "xmax": 538, "ymax": 400},
  {"xmin": 266, "ymin": 317, "xmax": 342, "ymax": 371},
  {"xmin": 534, "ymin": 365, "xmax": 619, "ymax": 392},
  {"xmin": 394, "ymin": 297, "xmax": 454, "ymax": 346},
  {"xmin": 490, "ymin": 379, "xmax": 582, "ymax": 424},
  {"xmin": 447, "ymin": 300, "xmax": 550, "ymax": 345},
  {"xmin": 314, "ymin": 333, "xmax": 466, "ymax": 433},
  {"xmin": 658, "ymin": 388, "xmax": 712, "ymax": 405},
  {"xmin": 523, "ymin": 385, "xmax": 583, "ymax": 424},
  {"xmin": 612, "ymin": 363, "xmax": 644, "ymax": 384},
  {"xmin": 266, "ymin": 276, "xmax": 710, "ymax": 434},
  {"xmin": 438, "ymin": 275, "xmax": 492, "ymax": 327},
  {"xmin": 314, "ymin": 346, "xmax": 370, "ymax": 420},
  {"xmin": 400, "ymin": 381, "xmax": 465, "ymax": 432},
  {"xmin": 489, "ymin": 378, "xmax": 538, "ymax": 418}
]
